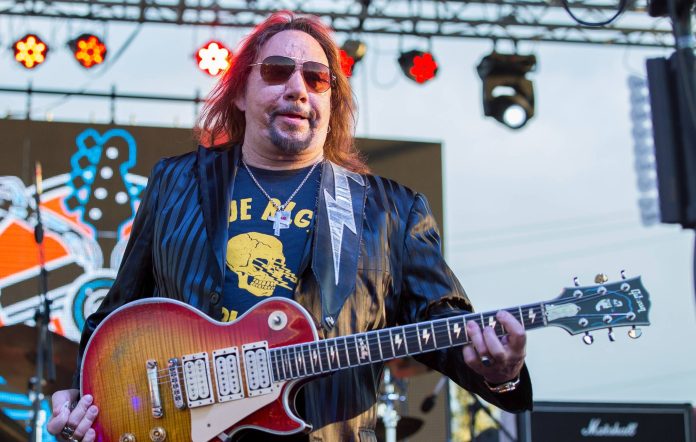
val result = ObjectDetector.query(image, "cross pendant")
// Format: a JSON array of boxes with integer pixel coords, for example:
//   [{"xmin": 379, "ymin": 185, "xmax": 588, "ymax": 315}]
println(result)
[{"xmin": 269, "ymin": 209, "xmax": 292, "ymax": 236}]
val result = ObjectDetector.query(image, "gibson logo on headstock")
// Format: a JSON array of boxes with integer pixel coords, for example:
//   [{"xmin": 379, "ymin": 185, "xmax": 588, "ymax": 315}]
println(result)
[
  {"xmin": 630, "ymin": 289, "xmax": 647, "ymax": 313},
  {"xmin": 581, "ymin": 418, "xmax": 638, "ymax": 437}
]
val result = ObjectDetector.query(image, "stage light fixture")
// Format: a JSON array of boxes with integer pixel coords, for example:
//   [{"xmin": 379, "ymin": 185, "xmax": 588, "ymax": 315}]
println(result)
[
  {"xmin": 68, "ymin": 33, "xmax": 107, "ymax": 69},
  {"xmin": 13, "ymin": 34, "xmax": 48, "ymax": 69},
  {"xmin": 196, "ymin": 40, "xmax": 231, "ymax": 76},
  {"xmin": 476, "ymin": 51, "xmax": 537, "ymax": 129},
  {"xmin": 340, "ymin": 39, "xmax": 367, "ymax": 77},
  {"xmin": 398, "ymin": 50, "xmax": 438, "ymax": 84}
]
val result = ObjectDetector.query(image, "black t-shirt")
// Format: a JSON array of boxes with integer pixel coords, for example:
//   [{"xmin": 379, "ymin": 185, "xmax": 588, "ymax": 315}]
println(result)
[{"xmin": 221, "ymin": 162, "xmax": 321, "ymax": 322}]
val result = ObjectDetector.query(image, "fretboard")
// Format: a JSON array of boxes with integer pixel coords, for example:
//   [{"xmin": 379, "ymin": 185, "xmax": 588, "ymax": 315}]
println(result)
[{"xmin": 269, "ymin": 302, "xmax": 547, "ymax": 382}]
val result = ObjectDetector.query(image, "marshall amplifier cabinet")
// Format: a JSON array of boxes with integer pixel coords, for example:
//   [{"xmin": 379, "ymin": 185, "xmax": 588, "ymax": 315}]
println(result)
[{"xmin": 517, "ymin": 401, "xmax": 694, "ymax": 442}]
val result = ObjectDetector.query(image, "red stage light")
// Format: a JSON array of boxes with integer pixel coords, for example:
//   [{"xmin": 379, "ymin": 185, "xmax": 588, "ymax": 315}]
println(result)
[
  {"xmin": 14, "ymin": 34, "xmax": 48, "ymax": 69},
  {"xmin": 196, "ymin": 41, "xmax": 231, "ymax": 76},
  {"xmin": 398, "ymin": 50, "xmax": 439, "ymax": 84},
  {"xmin": 69, "ymin": 34, "xmax": 107, "ymax": 69},
  {"xmin": 339, "ymin": 49, "xmax": 355, "ymax": 77}
]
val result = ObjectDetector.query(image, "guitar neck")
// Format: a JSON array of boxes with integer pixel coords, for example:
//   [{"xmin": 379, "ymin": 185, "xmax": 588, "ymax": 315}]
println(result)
[{"xmin": 269, "ymin": 302, "xmax": 547, "ymax": 382}]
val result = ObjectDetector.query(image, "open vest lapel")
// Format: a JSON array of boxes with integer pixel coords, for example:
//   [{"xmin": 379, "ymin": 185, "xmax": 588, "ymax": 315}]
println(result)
[
  {"xmin": 312, "ymin": 161, "xmax": 367, "ymax": 331},
  {"xmin": 196, "ymin": 145, "xmax": 240, "ymax": 282}
]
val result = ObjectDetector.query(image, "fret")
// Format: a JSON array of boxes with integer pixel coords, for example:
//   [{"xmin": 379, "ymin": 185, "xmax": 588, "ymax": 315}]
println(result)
[
  {"xmin": 309, "ymin": 342, "xmax": 320, "ymax": 374},
  {"xmin": 345, "ymin": 336, "xmax": 358, "ymax": 366},
  {"xmin": 448, "ymin": 316, "xmax": 467, "ymax": 345},
  {"xmin": 292, "ymin": 346, "xmax": 303, "ymax": 377},
  {"xmin": 416, "ymin": 322, "xmax": 436, "ymax": 352},
  {"xmin": 540, "ymin": 303, "xmax": 548, "ymax": 326},
  {"xmin": 403, "ymin": 324, "xmax": 420, "ymax": 354},
  {"xmin": 356, "ymin": 334, "xmax": 372, "ymax": 364},
  {"xmin": 379, "ymin": 329, "xmax": 395, "ymax": 360},
  {"xmin": 270, "ymin": 350, "xmax": 280, "ymax": 381},
  {"xmin": 318, "ymin": 341, "xmax": 331, "ymax": 372},
  {"xmin": 284, "ymin": 347, "xmax": 296, "ymax": 379},
  {"xmin": 517, "ymin": 306, "xmax": 525, "ymax": 330},
  {"xmin": 390, "ymin": 328, "xmax": 408, "ymax": 357},
  {"xmin": 279, "ymin": 349, "xmax": 287, "ymax": 380},
  {"xmin": 433, "ymin": 319, "xmax": 450, "ymax": 349},
  {"xmin": 301, "ymin": 344, "xmax": 312, "ymax": 376},
  {"xmin": 367, "ymin": 331, "xmax": 382, "ymax": 362},
  {"xmin": 479, "ymin": 313, "xmax": 486, "ymax": 329},
  {"xmin": 336, "ymin": 337, "xmax": 350, "ymax": 367}
]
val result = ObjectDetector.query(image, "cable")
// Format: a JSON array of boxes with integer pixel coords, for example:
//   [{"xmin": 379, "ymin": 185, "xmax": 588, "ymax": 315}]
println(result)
[{"xmin": 560, "ymin": 0, "xmax": 629, "ymax": 27}]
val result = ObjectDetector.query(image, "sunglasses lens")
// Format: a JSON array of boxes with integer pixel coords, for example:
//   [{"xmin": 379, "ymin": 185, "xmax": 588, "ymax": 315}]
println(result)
[
  {"xmin": 302, "ymin": 61, "xmax": 332, "ymax": 93},
  {"xmin": 260, "ymin": 56, "xmax": 295, "ymax": 84}
]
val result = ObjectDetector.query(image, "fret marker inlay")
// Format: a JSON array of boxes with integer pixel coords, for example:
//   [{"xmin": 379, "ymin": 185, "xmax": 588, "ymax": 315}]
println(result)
[{"xmin": 529, "ymin": 309, "xmax": 536, "ymax": 323}]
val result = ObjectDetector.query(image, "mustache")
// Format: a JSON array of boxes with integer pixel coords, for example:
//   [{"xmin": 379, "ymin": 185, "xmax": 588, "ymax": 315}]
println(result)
[{"xmin": 270, "ymin": 106, "xmax": 317, "ymax": 122}]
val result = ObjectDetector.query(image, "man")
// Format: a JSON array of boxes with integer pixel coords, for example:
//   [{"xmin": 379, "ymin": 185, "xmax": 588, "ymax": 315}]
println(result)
[{"xmin": 48, "ymin": 11, "xmax": 531, "ymax": 442}]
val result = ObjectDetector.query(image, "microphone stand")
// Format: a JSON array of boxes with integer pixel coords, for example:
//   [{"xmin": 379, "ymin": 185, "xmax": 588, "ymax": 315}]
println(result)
[
  {"xmin": 29, "ymin": 162, "xmax": 56, "ymax": 442},
  {"xmin": 468, "ymin": 395, "xmax": 516, "ymax": 442}
]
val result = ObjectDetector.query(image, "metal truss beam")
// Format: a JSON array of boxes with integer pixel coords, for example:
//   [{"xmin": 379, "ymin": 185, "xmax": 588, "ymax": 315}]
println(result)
[{"xmin": 0, "ymin": 0, "xmax": 675, "ymax": 47}]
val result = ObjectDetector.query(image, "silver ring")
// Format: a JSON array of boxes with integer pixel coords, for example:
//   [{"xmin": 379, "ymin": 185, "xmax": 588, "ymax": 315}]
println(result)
[
  {"xmin": 480, "ymin": 356, "xmax": 493, "ymax": 367},
  {"xmin": 60, "ymin": 424, "xmax": 77, "ymax": 441}
]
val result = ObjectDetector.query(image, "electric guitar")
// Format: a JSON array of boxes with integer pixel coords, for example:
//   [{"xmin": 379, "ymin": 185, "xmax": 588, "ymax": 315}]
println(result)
[{"xmin": 81, "ymin": 276, "xmax": 651, "ymax": 442}]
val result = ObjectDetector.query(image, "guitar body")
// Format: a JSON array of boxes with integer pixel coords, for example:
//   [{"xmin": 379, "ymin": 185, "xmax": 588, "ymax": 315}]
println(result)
[{"xmin": 81, "ymin": 297, "xmax": 317, "ymax": 442}]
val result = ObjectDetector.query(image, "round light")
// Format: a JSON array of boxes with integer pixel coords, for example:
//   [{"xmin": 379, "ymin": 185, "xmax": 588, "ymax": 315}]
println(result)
[{"xmin": 502, "ymin": 104, "xmax": 528, "ymax": 129}]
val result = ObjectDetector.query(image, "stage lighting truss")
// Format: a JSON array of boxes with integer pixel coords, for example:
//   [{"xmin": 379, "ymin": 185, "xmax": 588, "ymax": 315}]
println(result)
[
  {"xmin": 13, "ymin": 34, "xmax": 48, "ymax": 69},
  {"xmin": 477, "ymin": 52, "xmax": 537, "ymax": 129},
  {"xmin": 398, "ymin": 50, "xmax": 439, "ymax": 84},
  {"xmin": 196, "ymin": 40, "xmax": 231, "ymax": 76},
  {"xmin": 69, "ymin": 33, "xmax": 107, "ymax": 68}
]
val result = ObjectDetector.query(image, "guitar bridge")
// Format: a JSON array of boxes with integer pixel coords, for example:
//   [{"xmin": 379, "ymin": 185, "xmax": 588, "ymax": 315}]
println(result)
[{"xmin": 146, "ymin": 360, "xmax": 164, "ymax": 418}]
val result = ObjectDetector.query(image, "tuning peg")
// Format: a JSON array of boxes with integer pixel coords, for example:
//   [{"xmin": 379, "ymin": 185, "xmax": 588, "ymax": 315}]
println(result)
[
  {"xmin": 628, "ymin": 326, "xmax": 642, "ymax": 339},
  {"xmin": 594, "ymin": 273, "xmax": 609, "ymax": 284},
  {"xmin": 573, "ymin": 277, "xmax": 580, "ymax": 287},
  {"xmin": 608, "ymin": 328, "xmax": 615, "ymax": 342},
  {"xmin": 583, "ymin": 332, "xmax": 594, "ymax": 345}
]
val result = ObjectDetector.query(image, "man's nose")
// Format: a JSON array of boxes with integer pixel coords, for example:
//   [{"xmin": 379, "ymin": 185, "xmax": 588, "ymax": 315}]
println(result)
[{"xmin": 283, "ymin": 69, "xmax": 309, "ymax": 102}]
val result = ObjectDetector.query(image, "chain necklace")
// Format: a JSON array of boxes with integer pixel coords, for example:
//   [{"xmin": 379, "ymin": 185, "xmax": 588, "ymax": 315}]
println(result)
[{"xmin": 242, "ymin": 159, "xmax": 322, "ymax": 236}]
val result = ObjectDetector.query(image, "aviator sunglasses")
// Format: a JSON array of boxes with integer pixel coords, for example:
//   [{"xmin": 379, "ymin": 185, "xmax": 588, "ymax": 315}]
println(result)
[{"xmin": 250, "ymin": 55, "xmax": 335, "ymax": 93}]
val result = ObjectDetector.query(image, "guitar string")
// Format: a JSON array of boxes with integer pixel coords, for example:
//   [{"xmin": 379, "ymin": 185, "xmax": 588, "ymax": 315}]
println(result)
[{"xmin": 149, "ymin": 288, "xmax": 638, "ymax": 380}]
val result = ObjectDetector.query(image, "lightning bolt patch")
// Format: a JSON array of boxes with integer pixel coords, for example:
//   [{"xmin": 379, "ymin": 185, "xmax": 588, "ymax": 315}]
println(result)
[
  {"xmin": 422, "ymin": 329, "xmax": 431, "ymax": 344},
  {"xmin": 324, "ymin": 164, "xmax": 364, "ymax": 285},
  {"xmin": 453, "ymin": 323, "xmax": 462, "ymax": 338},
  {"xmin": 394, "ymin": 333, "xmax": 403, "ymax": 349}
]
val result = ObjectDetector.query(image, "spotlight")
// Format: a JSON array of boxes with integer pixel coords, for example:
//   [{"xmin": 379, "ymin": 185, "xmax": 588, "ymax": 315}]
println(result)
[
  {"xmin": 196, "ymin": 40, "xmax": 231, "ymax": 76},
  {"xmin": 477, "ymin": 51, "xmax": 537, "ymax": 129},
  {"xmin": 340, "ymin": 39, "xmax": 367, "ymax": 77},
  {"xmin": 398, "ymin": 50, "xmax": 438, "ymax": 84},
  {"xmin": 68, "ymin": 34, "xmax": 107, "ymax": 69},
  {"xmin": 13, "ymin": 34, "xmax": 48, "ymax": 69}
]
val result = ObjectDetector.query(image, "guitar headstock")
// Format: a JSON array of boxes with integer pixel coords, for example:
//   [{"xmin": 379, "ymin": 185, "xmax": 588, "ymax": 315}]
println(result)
[{"xmin": 544, "ymin": 274, "xmax": 650, "ymax": 343}]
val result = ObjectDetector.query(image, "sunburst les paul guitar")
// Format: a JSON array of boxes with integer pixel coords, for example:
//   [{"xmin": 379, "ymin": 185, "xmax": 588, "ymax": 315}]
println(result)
[{"xmin": 81, "ymin": 276, "xmax": 651, "ymax": 442}]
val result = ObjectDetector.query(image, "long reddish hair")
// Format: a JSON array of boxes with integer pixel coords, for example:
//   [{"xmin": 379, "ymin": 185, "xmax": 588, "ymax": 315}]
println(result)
[{"xmin": 197, "ymin": 11, "xmax": 368, "ymax": 174}]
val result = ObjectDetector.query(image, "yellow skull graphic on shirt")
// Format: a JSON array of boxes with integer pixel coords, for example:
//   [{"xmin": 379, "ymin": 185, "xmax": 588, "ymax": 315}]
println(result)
[{"xmin": 226, "ymin": 232, "xmax": 298, "ymax": 297}]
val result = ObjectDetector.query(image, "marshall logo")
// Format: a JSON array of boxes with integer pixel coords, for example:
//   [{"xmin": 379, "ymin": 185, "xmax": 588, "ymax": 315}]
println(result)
[{"xmin": 581, "ymin": 418, "xmax": 639, "ymax": 437}]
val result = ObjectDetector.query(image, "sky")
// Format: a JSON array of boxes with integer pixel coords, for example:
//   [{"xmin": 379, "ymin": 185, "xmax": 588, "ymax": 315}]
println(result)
[{"xmin": 1, "ymin": 14, "xmax": 695, "ymax": 406}]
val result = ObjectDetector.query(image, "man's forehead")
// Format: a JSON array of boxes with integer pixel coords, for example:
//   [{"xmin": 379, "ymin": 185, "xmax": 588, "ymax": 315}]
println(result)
[{"xmin": 258, "ymin": 30, "xmax": 329, "ymax": 63}]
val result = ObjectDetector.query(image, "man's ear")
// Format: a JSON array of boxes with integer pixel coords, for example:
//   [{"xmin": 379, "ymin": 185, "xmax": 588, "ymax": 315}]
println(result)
[{"xmin": 234, "ymin": 94, "xmax": 246, "ymax": 112}]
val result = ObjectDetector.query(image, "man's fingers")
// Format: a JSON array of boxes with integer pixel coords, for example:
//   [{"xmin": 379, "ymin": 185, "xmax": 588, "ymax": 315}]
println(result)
[
  {"xmin": 66, "ymin": 394, "xmax": 94, "ymax": 429},
  {"xmin": 466, "ymin": 320, "xmax": 490, "ymax": 360},
  {"xmin": 83, "ymin": 428, "xmax": 97, "ymax": 442},
  {"xmin": 45, "ymin": 404, "xmax": 70, "ymax": 434},
  {"xmin": 51, "ymin": 389, "xmax": 77, "ymax": 416},
  {"xmin": 496, "ymin": 310, "xmax": 527, "ymax": 353},
  {"xmin": 73, "ymin": 405, "xmax": 99, "ymax": 440},
  {"xmin": 482, "ymin": 325, "xmax": 506, "ymax": 362},
  {"xmin": 462, "ymin": 344, "xmax": 482, "ymax": 370}
]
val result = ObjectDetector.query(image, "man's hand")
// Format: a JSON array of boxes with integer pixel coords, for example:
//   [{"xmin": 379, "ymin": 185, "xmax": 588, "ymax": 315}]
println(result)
[
  {"xmin": 46, "ymin": 389, "xmax": 99, "ymax": 441},
  {"xmin": 462, "ymin": 310, "xmax": 526, "ymax": 385}
]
